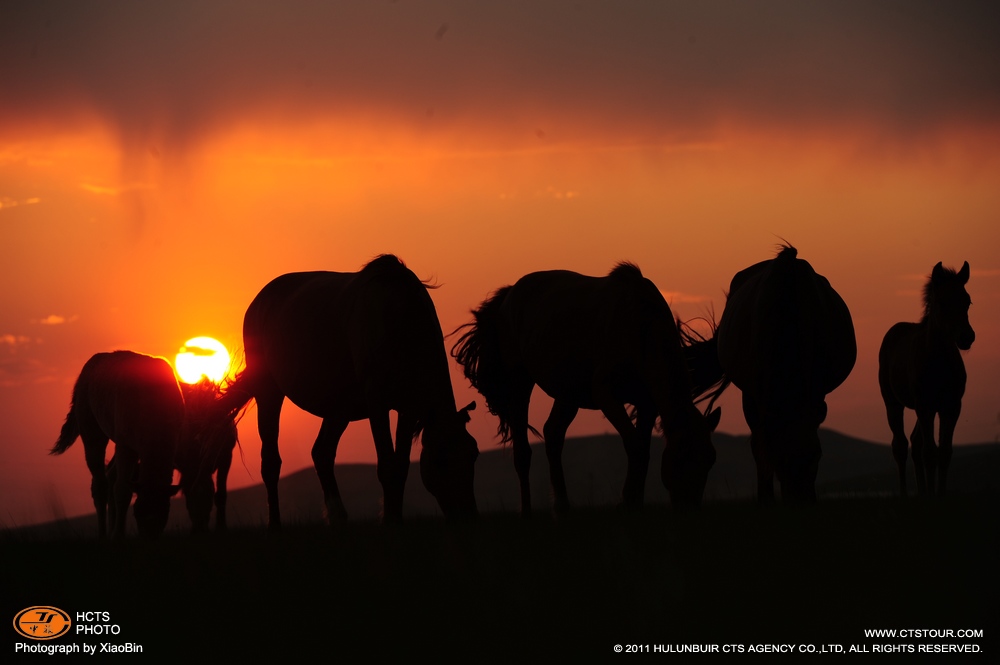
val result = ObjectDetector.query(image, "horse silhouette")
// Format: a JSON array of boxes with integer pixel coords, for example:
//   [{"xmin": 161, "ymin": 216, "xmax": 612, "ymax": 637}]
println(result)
[
  {"xmin": 717, "ymin": 245, "xmax": 857, "ymax": 502},
  {"xmin": 215, "ymin": 255, "xmax": 479, "ymax": 528},
  {"xmin": 51, "ymin": 351, "xmax": 222, "ymax": 538},
  {"xmin": 879, "ymin": 261, "xmax": 974, "ymax": 497},
  {"xmin": 104, "ymin": 379, "xmax": 239, "ymax": 532},
  {"xmin": 451, "ymin": 263, "xmax": 722, "ymax": 515},
  {"xmin": 178, "ymin": 379, "xmax": 239, "ymax": 529}
]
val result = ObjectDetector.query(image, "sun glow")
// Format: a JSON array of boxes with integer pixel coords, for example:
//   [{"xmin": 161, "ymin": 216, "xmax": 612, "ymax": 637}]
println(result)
[{"xmin": 175, "ymin": 337, "xmax": 231, "ymax": 384}]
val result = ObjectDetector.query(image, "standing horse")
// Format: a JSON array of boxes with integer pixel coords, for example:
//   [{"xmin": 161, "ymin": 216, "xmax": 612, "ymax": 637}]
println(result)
[
  {"xmin": 879, "ymin": 261, "xmax": 974, "ymax": 497},
  {"xmin": 717, "ymin": 245, "xmax": 857, "ymax": 502},
  {"xmin": 215, "ymin": 255, "xmax": 479, "ymax": 529},
  {"xmin": 451, "ymin": 263, "xmax": 722, "ymax": 515},
  {"xmin": 51, "ymin": 351, "xmax": 217, "ymax": 539}
]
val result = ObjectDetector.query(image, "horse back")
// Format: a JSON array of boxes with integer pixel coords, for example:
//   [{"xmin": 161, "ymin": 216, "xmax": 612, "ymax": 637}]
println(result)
[
  {"xmin": 499, "ymin": 268, "xmax": 681, "ymax": 406},
  {"xmin": 719, "ymin": 253, "xmax": 856, "ymax": 398},
  {"xmin": 76, "ymin": 351, "xmax": 184, "ymax": 456},
  {"xmin": 242, "ymin": 258, "xmax": 453, "ymax": 416}
]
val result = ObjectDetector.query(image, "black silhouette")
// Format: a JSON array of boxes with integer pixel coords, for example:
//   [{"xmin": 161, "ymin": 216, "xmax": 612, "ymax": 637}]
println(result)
[
  {"xmin": 879, "ymin": 261, "xmax": 974, "ymax": 496},
  {"xmin": 452, "ymin": 263, "xmax": 722, "ymax": 515},
  {"xmin": 179, "ymin": 379, "xmax": 239, "ymax": 530},
  {"xmin": 50, "ymin": 351, "xmax": 219, "ymax": 538},
  {"xmin": 717, "ymin": 245, "xmax": 857, "ymax": 502},
  {"xmin": 216, "ymin": 255, "xmax": 479, "ymax": 528}
]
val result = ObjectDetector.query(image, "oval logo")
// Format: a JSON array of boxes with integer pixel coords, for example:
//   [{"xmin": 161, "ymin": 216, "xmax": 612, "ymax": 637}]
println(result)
[{"xmin": 13, "ymin": 606, "xmax": 71, "ymax": 640}]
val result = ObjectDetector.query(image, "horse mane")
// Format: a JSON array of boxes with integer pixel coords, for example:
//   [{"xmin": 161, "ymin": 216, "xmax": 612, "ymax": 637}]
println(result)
[
  {"xmin": 608, "ymin": 261, "xmax": 643, "ymax": 280},
  {"xmin": 362, "ymin": 253, "xmax": 440, "ymax": 290},
  {"xmin": 677, "ymin": 315, "xmax": 731, "ymax": 414},
  {"xmin": 775, "ymin": 243, "xmax": 798, "ymax": 261},
  {"xmin": 362, "ymin": 253, "xmax": 406, "ymax": 272},
  {"xmin": 451, "ymin": 285, "xmax": 540, "ymax": 444},
  {"xmin": 922, "ymin": 263, "xmax": 958, "ymax": 321}
]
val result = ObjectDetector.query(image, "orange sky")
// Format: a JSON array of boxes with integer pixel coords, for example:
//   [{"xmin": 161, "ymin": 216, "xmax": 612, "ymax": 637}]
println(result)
[{"xmin": 2, "ymin": 1, "xmax": 998, "ymax": 525}]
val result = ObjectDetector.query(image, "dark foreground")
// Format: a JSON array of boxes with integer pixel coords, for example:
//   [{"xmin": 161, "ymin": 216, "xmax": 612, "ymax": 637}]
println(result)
[{"xmin": 4, "ymin": 494, "xmax": 996, "ymax": 660}]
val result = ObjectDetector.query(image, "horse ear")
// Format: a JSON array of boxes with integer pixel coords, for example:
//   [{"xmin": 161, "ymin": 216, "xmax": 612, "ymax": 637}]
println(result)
[
  {"xmin": 958, "ymin": 261, "xmax": 970, "ymax": 284},
  {"xmin": 458, "ymin": 401, "xmax": 476, "ymax": 423},
  {"xmin": 706, "ymin": 407, "xmax": 721, "ymax": 432},
  {"xmin": 169, "ymin": 484, "xmax": 183, "ymax": 497},
  {"xmin": 931, "ymin": 261, "xmax": 945, "ymax": 283}
]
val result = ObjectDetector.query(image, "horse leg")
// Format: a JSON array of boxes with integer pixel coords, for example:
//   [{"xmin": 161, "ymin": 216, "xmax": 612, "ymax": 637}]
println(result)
[
  {"xmin": 508, "ymin": 384, "xmax": 535, "ymax": 519},
  {"xmin": 909, "ymin": 421, "xmax": 925, "ymax": 496},
  {"xmin": 214, "ymin": 445, "xmax": 233, "ymax": 531},
  {"xmin": 110, "ymin": 446, "xmax": 138, "ymax": 539},
  {"xmin": 914, "ymin": 409, "xmax": 938, "ymax": 496},
  {"xmin": 393, "ymin": 411, "xmax": 416, "ymax": 512},
  {"xmin": 597, "ymin": 400, "xmax": 645, "ymax": 510},
  {"xmin": 312, "ymin": 416, "xmax": 350, "ymax": 524},
  {"xmin": 543, "ymin": 400, "xmax": 578, "ymax": 516},
  {"xmin": 370, "ymin": 409, "xmax": 403, "ymax": 524},
  {"xmin": 937, "ymin": 402, "xmax": 961, "ymax": 497},
  {"xmin": 83, "ymin": 435, "xmax": 110, "ymax": 539},
  {"xmin": 749, "ymin": 434, "xmax": 775, "ymax": 502},
  {"xmin": 743, "ymin": 393, "xmax": 774, "ymax": 502},
  {"xmin": 630, "ymin": 405, "xmax": 656, "ymax": 507},
  {"xmin": 884, "ymin": 399, "xmax": 909, "ymax": 497},
  {"xmin": 256, "ymin": 385, "xmax": 284, "ymax": 531}
]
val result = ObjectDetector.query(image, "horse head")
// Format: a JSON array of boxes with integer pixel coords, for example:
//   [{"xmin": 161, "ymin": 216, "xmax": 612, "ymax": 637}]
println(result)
[
  {"xmin": 661, "ymin": 406, "xmax": 721, "ymax": 508},
  {"xmin": 131, "ymin": 481, "xmax": 174, "ymax": 539},
  {"xmin": 420, "ymin": 401, "xmax": 479, "ymax": 521},
  {"xmin": 928, "ymin": 261, "xmax": 975, "ymax": 351}
]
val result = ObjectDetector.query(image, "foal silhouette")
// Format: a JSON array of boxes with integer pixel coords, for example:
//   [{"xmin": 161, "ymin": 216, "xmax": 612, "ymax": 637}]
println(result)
[{"xmin": 879, "ymin": 261, "xmax": 974, "ymax": 497}]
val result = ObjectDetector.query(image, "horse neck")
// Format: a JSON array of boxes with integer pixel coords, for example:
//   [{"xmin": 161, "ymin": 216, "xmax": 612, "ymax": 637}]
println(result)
[
  {"xmin": 920, "ymin": 309, "xmax": 958, "ymax": 350},
  {"xmin": 645, "ymin": 325, "xmax": 698, "ymax": 426}
]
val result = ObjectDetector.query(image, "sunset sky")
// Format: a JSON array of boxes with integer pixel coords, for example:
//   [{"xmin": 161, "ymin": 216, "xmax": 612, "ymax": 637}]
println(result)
[{"xmin": 2, "ymin": 1, "xmax": 998, "ymax": 524}]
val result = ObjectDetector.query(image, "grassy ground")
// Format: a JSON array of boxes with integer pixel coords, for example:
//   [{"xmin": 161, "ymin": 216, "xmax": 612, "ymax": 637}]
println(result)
[{"xmin": 4, "ymin": 493, "xmax": 996, "ymax": 660}]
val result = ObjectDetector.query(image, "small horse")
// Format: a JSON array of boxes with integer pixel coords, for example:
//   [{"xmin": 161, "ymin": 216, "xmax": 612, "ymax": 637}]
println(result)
[
  {"xmin": 179, "ymin": 379, "xmax": 239, "ymax": 530},
  {"xmin": 51, "ymin": 351, "xmax": 217, "ymax": 539},
  {"xmin": 451, "ymin": 263, "xmax": 722, "ymax": 515},
  {"xmin": 879, "ymin": 261, "xmax": 974, "ymax": 497},
  {"xmin": 717, "ymin": 245, "xmax": 857, "ymax": 502},
  {"xmin": 103, "ymin": 379, "xmax": 239, "ymax": 532},
  {"xmin": 215, "ymin": 255, "xmax": 479, "ymax": 528}
]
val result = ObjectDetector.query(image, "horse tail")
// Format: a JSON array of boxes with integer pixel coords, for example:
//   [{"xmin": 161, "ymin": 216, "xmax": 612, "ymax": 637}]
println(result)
[
  {"xmin": 215, "ymin": 369, "xmax": 255, "ymax": 422},
  {"xmin": 51, "ymin": 385, "xmax": 83, "ymax": 455},
  {"xmin": 451, "ymin": 285, "xmax": 527, "ymax": 443}
]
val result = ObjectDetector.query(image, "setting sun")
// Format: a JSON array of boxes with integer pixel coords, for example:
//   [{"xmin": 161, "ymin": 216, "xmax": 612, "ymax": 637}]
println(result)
[{"xmin": 175, "ymin": 337, "xmax": 231, "ymax": 384}]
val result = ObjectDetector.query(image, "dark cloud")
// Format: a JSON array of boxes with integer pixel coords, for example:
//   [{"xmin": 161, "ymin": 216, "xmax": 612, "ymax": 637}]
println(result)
[{"xmin": 1, "ymin": 0, "xmax": 998, "ymax": 153}]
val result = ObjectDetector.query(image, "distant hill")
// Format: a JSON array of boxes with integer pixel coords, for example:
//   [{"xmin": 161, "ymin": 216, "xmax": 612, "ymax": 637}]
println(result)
[{"xmin": 10, "ymin": 429, "xmax": 999, "ymax": 538}]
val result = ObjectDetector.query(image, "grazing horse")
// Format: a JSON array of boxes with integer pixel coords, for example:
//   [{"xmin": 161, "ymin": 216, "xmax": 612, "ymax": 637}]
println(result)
[
  {"xmin": 879, "ymin": 261, "xmax": 974, "ymax": 497},
  {"xmin": 103, "ymin": 379, "xmax": 239, "ymax": 532},
  {"xmin": 451, "ymin": 263, "xmax": 722, "ymax": 515},
  {"xmin": 215, "ymin": 255, "xmax": 479, "ymax": 528},
  {"xmin": 51, "ymin": 351, "xmax": 217, "ymax": 539},
  {"xmin": 179, "ymin": 380, "xmax": 240, "ymax": 530},
  {"xmin": 717, "ymin": 245, "xmax": 857, "ymax": 502}
]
